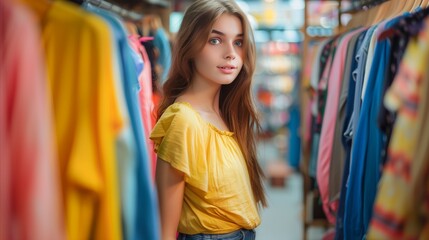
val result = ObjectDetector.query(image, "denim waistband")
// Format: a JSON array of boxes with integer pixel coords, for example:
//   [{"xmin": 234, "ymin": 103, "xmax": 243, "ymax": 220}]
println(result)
[{"xmin": 177, "ymin": 229, "xmax": 255, "ymax": 240}]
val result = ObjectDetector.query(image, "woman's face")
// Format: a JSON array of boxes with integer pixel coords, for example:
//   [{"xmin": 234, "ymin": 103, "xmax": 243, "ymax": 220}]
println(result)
[{"xmin": 192, "ymin": 13, "xmax": 244, "ymax": 87}]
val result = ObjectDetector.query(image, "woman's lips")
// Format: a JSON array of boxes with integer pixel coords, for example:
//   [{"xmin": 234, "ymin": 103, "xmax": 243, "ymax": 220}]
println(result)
[{"xmin": 217, "ymin": 65, "xmax": 236, "ymax": 74}]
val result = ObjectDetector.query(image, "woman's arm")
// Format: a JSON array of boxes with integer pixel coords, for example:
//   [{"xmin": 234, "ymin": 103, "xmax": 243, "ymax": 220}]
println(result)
[{"xmin": 156, "ymin": 158, "xmax": 185, "ymax": 240}]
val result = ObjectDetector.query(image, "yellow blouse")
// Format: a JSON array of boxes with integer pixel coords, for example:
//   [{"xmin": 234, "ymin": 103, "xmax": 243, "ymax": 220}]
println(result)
[
  {"xmin": 150, "ymin": 102, "xmax": 260, "ymax": 234},
  {"xmin": 23, "ymin": 1, "xmax": 124, "ymax": 239}
]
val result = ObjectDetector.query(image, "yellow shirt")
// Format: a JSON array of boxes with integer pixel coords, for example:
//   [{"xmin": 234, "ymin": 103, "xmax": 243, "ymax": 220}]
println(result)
[
  {"xmin": 150, "ymin": 102, "xmax": 260, "ymax": 234},
  {"xmin": 22, "ymin": 1, "xmax": 124, "ymax": 239}
]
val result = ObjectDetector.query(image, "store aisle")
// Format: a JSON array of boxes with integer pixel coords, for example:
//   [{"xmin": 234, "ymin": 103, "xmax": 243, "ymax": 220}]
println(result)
[{"xmin": 255, "ymin": 138, "xmax": 325, "ymax": 240}]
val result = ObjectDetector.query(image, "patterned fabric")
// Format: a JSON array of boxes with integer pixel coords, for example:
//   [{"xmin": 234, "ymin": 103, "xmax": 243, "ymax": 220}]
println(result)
[
  {"xmin": 314, "ymin": 37, "xmax": 339, "ymax": 134},
  {"xmin": 308, "ymin": 38, "xmax": 338, "ymax": 178},
  {"xmin": 409, "ymin": 18, "xmax": 429, "ymax": 239},
  {"xmin": 377, "ymin": 8, "xmax": 429, "ymax": 165},
  {"xmin": 368, "ymin": 15, "xmax": 429, "ymax": 240}
]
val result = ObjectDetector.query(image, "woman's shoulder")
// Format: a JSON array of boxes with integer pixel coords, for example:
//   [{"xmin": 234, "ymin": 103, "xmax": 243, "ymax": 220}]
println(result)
[
  {"xmin": 158, "ymin": 102, "xmax": 201, "ymax": 127},
  {"xmin": 163, "ymin": 101, "xmax": 198, "ymax": 117},
  {"xmin": 151, "ymin": 102, "xmax": 203, "ymax": 140}
]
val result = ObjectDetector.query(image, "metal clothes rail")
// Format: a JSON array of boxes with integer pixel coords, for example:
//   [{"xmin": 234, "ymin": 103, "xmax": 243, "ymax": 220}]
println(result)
[{"xmin": 84, "ymin": 0, "xmax": 143, "ymax": 21}]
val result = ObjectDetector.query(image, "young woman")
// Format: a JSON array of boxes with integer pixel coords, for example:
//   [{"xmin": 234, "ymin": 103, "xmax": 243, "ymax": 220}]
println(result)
[{"xmin": 150, "ymin": 0, "xmax": 266, "ymax": 239}]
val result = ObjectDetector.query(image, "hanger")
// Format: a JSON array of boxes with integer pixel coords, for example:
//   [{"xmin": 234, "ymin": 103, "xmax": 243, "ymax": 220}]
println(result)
[
  {"xmin": 418, "ymin": 0, "xmax": 426, "ymax": 8},
  {"xmin": 352, "ymin": 9, "xmax": 366, "ymax": 28},
  {"xmin": 368, "ymin": 0, "xmax": 392, "ymax": 26},
  {"xmin": 366, "ymin": 6, "xmax": 378, "ymax": 26},
  {"xmin": 371, "ymin": 0, "xmax": 391, "ymax": 25},
  {"xmin": 411, "ymin": 0, "xmax": 423, "ymax": 11},
  {"xmin": 418, "ymin": 0, "xmax": 427, "ymax": 9},
  {"xmin": 386, "ymin": 0, "xmax": 401, "ymax": 17},
  {"xmin": 344, "ymin": 0, "xmax": 378, "ymax": 30},
  {"xmin": 387, "ymin": 0, "xmax": 403, "ymax": 18},
  {"xmin": 402, "ymin": 0, "xmax": 417, "ymax": 13},
  {"xmin": 342, "ymin": 0, "xmax": 418, "ymax": 32}
]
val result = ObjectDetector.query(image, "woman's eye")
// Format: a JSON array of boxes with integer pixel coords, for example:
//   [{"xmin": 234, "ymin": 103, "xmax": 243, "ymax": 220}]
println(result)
[
  {"xmin": 209, "ymin": 38, "xmax": 221, "ymax": 45},
  {"xmin": 234, "ymin": 40, "xmax": 243, "ymax": 47}
]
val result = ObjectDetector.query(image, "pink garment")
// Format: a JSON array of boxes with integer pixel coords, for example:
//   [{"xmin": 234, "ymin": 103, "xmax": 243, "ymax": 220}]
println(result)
[
  {"xmin": 128, "ymin": 35, "xmax": 156, "ymax": 180},
  {"xmin": 0, "ymin": 1, "xmax": 64, "ymax": 239},
  {"xmin": 316, "ymin": 28, "xmax": 364, "ymax": 224}
]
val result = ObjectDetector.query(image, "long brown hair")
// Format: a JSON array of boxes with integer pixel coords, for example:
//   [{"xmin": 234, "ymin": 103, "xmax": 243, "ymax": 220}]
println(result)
[{"xmin": 157, "ymin": 0, "xmax": 267, "ymax": 207}]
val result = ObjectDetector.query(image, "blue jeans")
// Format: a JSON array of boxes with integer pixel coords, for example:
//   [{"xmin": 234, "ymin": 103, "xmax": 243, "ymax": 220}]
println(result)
[{"xmin": 177, "ymin": 229, "xmax": 256, "ymax": 240}]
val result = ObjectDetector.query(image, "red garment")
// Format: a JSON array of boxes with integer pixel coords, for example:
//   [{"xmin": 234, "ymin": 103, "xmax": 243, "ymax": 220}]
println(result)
[{"xmin": 0, "ymin": 1, "xmax": 64, "ymax": 239}]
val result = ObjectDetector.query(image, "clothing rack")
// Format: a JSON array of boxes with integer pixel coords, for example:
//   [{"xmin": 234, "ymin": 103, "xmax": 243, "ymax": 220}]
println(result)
[
  {"xmin": 300, "ymin": 1, "xmax": 429, "ymax": 239},
  {"xmin": 341, "ymin": 0, "xmax": 389, "ymax": 14},
  {"xmin": 342, "ymin": 0, "xmax": 429, "ymax": 31},
  {"xmin": 85, "ymin": 0, "xmax": 143, "ymax": 21}
]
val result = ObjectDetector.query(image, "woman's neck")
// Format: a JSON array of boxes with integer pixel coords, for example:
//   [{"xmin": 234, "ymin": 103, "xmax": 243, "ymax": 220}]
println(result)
[{"xmin": 179, "ymin": 82, "xmax": 222, "ymax": 113}]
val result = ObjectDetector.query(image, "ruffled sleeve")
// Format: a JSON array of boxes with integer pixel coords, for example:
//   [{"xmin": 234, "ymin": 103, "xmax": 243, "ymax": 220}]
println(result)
[{"xmin": 150, "ymin": 103, "xmax": 208, "ymax": 192}]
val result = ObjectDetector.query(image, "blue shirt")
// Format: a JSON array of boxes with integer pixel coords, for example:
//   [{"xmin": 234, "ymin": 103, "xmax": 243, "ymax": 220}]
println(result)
[
  {"xmin": 344, "ymin": 16, "xmax": 402, "ymax": 239},
  {"xmin": 342, "ymin": 26, "xmax": 376, "ymax": 239}
]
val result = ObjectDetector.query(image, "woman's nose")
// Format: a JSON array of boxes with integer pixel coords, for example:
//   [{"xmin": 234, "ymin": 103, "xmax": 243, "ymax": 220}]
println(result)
[
  {"xmin": 224, "ymin": 54, "xmax": 236, "ymax": 60},
  {"xmin": 224, "ymin": 43, "xmax": 237, "ymax": 60}
]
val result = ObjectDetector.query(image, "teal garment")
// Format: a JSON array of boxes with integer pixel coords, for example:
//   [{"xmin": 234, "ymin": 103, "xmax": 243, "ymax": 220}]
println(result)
[
  {"xmin": 83, "ymin": 4, "xmax": 160, "ymax": 240},
  {"xmin": 309, "ymin": 132, "xmax": 320, "ymax": 178},
  {"xmin": 288, "ymin": 70, "xmax": 301, "ymax": 169},
  {"xmin": 153, "ymin": 28, "xmax": 171, "ymax": 84},
  {"xmin": 288, "ymin": 104, "xmax": 301, "ymax": 169}
]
